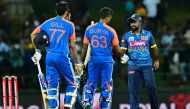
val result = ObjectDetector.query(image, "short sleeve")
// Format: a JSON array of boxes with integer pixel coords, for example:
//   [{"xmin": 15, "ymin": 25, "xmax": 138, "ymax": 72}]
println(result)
[
  {"xmin": 69, "ymin": 23, "xmax": 76, "ymax": 41},
  {"xmin": 112, "ymin": 29, "xmax": 119, "ymax": 46},
  {"xmin": 40, "ymin": 23, "xmax": 46, "ymax": 31},
  {"xmin": 31, "ymin": 26, "xmax": 41, "ymax": 35},
  {"xmin": 149, "ymin": 33, "xmax": 157, "ymax": 48},
  {"xmin": 83, "ymin": 30, "xmax": 89, "ymax": 44},
  {"xmin": 31, "ymin": 22, "xmax": 45, "ymax": 35}
]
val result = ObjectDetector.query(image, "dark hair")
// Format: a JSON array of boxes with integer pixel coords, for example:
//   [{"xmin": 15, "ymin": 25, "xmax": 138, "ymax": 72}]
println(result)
[
  {"xmin": 100, "ymin": 7, "xmax": 113, "ymax": 19},
  {"xmin": 55, "ymin": 1, "xmax": 69, "ymax": 16}
]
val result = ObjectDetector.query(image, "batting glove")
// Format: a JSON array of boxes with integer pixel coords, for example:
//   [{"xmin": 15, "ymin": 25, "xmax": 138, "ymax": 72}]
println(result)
[
  {"xmin": 121, "ymin": 54, "xmax": 129, "ymax": 64},
  {"xmin": 31, "ymin": 49, "xmax": 42, "ymax": 64},
  {"xmin": 75, "ymin": 63, "xmax": 84, "ymax": 78}
]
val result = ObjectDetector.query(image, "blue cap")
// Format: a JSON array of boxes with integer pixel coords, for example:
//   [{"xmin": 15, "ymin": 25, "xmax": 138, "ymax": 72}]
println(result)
[{"xmin": 127, "ymin": 14, "xmax": 142, "ymax": 22}]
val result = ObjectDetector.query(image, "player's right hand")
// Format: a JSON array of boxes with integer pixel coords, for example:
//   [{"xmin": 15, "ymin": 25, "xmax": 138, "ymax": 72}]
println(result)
[
  {"xmin": 74, "ymin": 63, "xmax": 84, "ymax": 77},
  {"xmin": 153, "ymin": 60, "xmax": 159, "ymax": 70},
  {"xmin": 31, "ymin": 49, "xmax": 42, "ymax": 64},
  {"xmin": 121, "ymin": 54, "xmax": 129, "ymax": 64}
]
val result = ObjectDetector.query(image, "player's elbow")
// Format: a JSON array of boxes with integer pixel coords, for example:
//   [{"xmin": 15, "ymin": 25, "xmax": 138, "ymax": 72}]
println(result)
[{"xmin": 31, "ymin": 34, "xmax": 35, "ymax": 41}]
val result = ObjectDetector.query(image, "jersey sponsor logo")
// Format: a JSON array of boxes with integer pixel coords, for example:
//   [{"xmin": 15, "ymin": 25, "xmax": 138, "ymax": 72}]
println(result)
[
  {"xmin": 141, "ymin": 36, "xmax": 148, "ymax": 40},
  {"xmin": 128, "ymin": 37, "xmax": 134, "ymax": 41},
  {"xmin": 129, "ymin": 41, "xmax": 146, "ymax": 47}
]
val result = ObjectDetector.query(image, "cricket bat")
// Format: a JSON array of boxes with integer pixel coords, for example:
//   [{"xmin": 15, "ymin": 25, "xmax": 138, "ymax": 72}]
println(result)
[
  {"xmin": 36, "ymin": 60, "xmax": 49, "ymax": 109},
  {"xmin": 84, "ymin": 21, "xmax": 94, "ymax": 66}
]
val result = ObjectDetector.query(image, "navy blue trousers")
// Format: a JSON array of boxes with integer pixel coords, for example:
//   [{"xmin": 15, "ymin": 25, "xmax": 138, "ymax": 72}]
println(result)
[{"xmin": 128, "ymin": 65, "xmax": 159, "ymax": 109}]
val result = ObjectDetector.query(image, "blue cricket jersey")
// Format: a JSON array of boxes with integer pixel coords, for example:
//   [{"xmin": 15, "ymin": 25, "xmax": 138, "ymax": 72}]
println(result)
[
  {"xmin": 33, "ymin": 16, "xmax": 76, "ymax": 55},
  {"xmin": 83, "ymin": 22, "xmax": 119, "ymax": 63},
  {"xmin": 121, "ymin": 29, "xmax": 157, "ymax": 66}
]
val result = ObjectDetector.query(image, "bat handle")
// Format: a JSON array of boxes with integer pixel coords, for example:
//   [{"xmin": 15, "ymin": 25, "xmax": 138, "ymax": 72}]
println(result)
[
  {"xmin": 84, "ymin": 21, "xmax": 94, "ymax": 66},
  {"xmin": 37, "ymin": 60, "xmax": 43, "ymax": 74}
]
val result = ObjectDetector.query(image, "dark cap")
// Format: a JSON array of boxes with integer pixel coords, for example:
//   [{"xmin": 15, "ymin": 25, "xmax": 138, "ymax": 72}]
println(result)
[{"xmin": 127, "ymin": 14, "xmax": 142, "ymax": 22}]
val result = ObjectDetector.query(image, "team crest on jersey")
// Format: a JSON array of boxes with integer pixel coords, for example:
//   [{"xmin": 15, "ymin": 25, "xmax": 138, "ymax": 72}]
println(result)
[
  {"xmin": 128, "ymin": 37, "xmax": 134, "ymax": 41},
  {"xmin": 141, "ymin": 36, "xmax": 148, "ymax": 40}
]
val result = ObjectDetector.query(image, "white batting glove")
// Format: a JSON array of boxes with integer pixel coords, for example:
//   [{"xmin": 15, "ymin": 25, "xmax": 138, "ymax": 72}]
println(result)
[
  {"xmin": 121, "ymin": 54, "xmax": 129, "ymax": 64},
  {"xmin": 31, "ymin": 49, "xmax": 42, "ymax": 64}
]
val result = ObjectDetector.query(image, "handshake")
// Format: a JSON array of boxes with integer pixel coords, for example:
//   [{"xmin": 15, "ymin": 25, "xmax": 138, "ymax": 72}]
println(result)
[{"xmin": 120, "ymin": 54, "xmax": 129, "ymax": 64}]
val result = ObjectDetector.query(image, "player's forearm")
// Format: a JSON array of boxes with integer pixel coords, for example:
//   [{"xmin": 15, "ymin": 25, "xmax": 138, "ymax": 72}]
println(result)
[
  {"xmin": 81, "ymin": 44, "xmax": 88, "ymax": 63},
  {"xmin": 70, "ymin": 45, "xmax": 79, "ymax": 64},
  {"xmin": 152, "ymin": 47, "xmax": 159, "ymax": 61},
  {"xmin": 113, "ymin": 45, "xmax": 125, "ymax": 60},
  {"xmin": 121, "ymin": 47, "xmax": 127, "ymax": 54}
]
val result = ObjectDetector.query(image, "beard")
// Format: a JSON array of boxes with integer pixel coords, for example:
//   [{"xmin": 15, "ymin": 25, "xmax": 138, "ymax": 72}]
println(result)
[{"xmin": 131, "ymin": 25, "xmax": 139, "ymax": 31}]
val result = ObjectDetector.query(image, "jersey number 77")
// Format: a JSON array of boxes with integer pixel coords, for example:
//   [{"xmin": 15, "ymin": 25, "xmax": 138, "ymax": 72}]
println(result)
[{"xmin": 49, "ymin": 29, "xmax": 66, "ymax": 43}]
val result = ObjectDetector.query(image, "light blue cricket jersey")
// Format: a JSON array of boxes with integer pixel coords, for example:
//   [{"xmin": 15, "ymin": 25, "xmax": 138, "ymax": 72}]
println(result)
[{"xmin": 121, "ymin": 29, "xmax": 157, "ymax": 66}]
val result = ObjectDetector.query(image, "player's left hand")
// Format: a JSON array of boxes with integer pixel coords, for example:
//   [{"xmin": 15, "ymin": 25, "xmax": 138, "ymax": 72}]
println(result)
[{"xmin": 153, "ymin": 60, "xmax": 159, "ymax": 70}]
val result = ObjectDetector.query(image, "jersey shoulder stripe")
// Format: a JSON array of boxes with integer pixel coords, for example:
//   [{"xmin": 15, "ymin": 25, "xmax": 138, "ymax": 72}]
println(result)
[
  {"xmin": 86, "ymin": 23, "xmax": 97, "ymax": 31},
  {"xmin": 41, "ymin": 17, "xmax": 56, "ymax": 26},
  {"xmin": 63, "ymin": 19, "xmax": 75, "ymax": 27},
  {"xmin": 103, "ymin": 24, "xmax": 119, "ymax": 45},
  {"xmin": 62, "ymin": 20, "xmax": 76, "ymax": 41},
  {"xmin": 103, "ymin": 23, "xmax": 116, "ymax": 34}
]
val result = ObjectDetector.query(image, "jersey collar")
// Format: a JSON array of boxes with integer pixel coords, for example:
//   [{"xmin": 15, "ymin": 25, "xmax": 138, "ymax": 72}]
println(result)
[
  {"xmin": 56, "ymin": 16, "xmax": 63, "ymax": 20},
  {"xmin": 130, "ymin": 29, "xmax": 144, "ymax": 35},
  {"xmin": 98, "ymin": 22, "xmax": 106, "ymax": 25}
]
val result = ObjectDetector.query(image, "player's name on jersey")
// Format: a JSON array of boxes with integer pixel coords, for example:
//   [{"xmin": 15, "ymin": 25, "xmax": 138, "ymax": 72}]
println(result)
[
  {"xmin": 89, "ymin": 29, "xmax": 108, "ymax": 35},
  {"xmin": 51, "ymin": 22, "xmax": 64, "ymax": 28}
]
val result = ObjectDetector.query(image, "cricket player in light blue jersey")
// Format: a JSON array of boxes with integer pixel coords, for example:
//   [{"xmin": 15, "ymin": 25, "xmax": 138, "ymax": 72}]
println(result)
[{"xmin": 121, "ymin": 14, "xmax": 159, "ymax": 109}]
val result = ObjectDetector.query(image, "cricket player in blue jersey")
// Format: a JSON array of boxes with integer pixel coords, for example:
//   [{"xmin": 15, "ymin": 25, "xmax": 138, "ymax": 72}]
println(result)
[
  {"xmin": 121, "ymin": 14, "xmax": 159, "ymax": 109},
  {"xmin": 31, "ymin": 1, "xmax": 82, "ymax": 109},
  {"xmin": 81, "ymin": 7, "xmax": 129, "ymax": 109}
]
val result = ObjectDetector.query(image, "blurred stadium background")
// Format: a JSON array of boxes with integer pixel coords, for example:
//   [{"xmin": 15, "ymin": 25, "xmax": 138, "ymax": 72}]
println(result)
[{"xmin": 0, "ymin": 0, "xmax": 190, "ymax": 108}]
